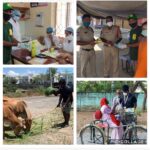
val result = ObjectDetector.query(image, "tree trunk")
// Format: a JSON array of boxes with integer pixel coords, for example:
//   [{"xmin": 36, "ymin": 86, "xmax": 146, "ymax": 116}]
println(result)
[
  {"xmin": 142, "ymin": 94, "xmax": 147, "ymax": 111},
  {"xmin": 131, "ymin": 81, "xmax": 147, "ymax": 111}
]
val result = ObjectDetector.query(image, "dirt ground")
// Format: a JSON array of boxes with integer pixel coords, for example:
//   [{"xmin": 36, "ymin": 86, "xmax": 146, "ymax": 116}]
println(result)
[{"xmin": 4, "ymin": 96, "xmax": 73, "ymax": 144}]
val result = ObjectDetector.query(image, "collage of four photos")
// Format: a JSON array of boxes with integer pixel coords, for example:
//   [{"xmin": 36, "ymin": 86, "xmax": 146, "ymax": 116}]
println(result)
[{"xmin": 2, "ymin": 0, "xmax": 148, "ymax": 147}]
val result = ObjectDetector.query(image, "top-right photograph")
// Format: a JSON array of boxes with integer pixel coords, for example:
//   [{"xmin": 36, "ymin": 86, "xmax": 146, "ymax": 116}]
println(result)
[{"xmin": 77, "ymin": 0, "xmax": 147, "ymax": 78}]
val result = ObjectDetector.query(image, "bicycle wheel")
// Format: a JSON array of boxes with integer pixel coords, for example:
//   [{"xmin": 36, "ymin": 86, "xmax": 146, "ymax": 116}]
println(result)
[
  {"xmin": 123, "ymin": 126, "xmax": 147, "ymax": 144},
  {"xmin": 80, "ymin": 124, "xmax": 105, "ymax": 144}
]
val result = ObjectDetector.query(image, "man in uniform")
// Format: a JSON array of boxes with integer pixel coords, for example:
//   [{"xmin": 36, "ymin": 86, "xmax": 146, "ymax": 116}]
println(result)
[
  {"xmin": 3, "ymin": 3, "xmax": 19, "ymax": 64},
  {"xmin": 127, "ymin": 14, "xmax": 142, "ymax": 74},
  {"xmin": 101, "ymin": 16, "xmax": 122, "ymax": 77},
  {"xmin": 54, "ymin": 78, "xmax": 73, "ymax": 128},
  {"xmin": 77, "ymin": 14, "xmax": 97, "ymax": 77}
]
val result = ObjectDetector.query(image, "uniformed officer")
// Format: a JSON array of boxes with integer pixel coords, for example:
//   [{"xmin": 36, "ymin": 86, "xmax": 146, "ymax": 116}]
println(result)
[
  {"xmin": 127, "ymin": 14, "xmax": 142, "ymax": 74},
  {"xmin": 101, "ymin": 16, "xmax": 122, "ymax": 77},
  {"xmin": 3, "ymin": 3, "xmax": 19, "ymax": 64},
  {"xmin": 77, "ymin": 14, "xmax": 97, "ymax": 77}
]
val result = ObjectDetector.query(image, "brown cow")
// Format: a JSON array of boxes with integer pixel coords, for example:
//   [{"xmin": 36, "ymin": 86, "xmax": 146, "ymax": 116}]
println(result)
[{"xmin": 3, "ymin": 96, "xmax": 32, "ymax": 137}]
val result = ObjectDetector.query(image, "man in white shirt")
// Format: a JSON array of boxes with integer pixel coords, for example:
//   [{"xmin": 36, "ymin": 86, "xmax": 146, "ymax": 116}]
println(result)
[
  {"xmin": 44, "ymin": 27, "xmax": 60, "ymax": 49},
  {"xmin": 9, "ymin": 9, "xmax": 21, "ymax": 42},
  {"xmin": 63, "ymin": 27, "xmax": 74, "ymax": 54},
  {"xmin": 111, "ymin": 89, "xmax": 123, "ymax": 114},
  {"xmin": 9, "ymin": 9, "xmax": 21, "ymax": 50}
]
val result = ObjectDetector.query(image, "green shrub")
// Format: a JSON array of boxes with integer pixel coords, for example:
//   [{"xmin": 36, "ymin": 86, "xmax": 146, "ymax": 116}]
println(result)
[{"xmin": 45, "ymin": 87, "xmax": 56, "ymax": 96}]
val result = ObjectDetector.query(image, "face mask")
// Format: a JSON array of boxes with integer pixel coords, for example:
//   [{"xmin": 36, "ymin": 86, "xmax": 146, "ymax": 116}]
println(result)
[
  {"xmin": 123, "ymin": 92, "xmax": 128, "ymax": 96},
  {"xmin": 13, "ymin": 16, "xmax": 20, "ymax": 21},
  {"xmin": 129, "ymin": 22, "xmax": 137, "ymax": 28},
  {"xmin": 107, "ymin": 22, "xmax": 113, "ymax": 27},
  {"xmin": 48, "ymin": 33, "xmax": 53, "ymax": 37},
  {"xmin": 141, "ymin": 30, "xmax": 147, "ymax": 37},
  {"xmin": 66, "ymin": 35, "xmax": 73, "ymax": 41},
  {"xmin": 3, "ymin": 13, "xmax": 11, "ymax": 21},
  {"xmin": 83, "ymin": 22, "xmax": 90, "ymax": 27}
]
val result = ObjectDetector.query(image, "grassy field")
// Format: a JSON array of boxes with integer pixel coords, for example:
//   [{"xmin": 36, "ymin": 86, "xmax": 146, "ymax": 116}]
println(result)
[{"xmin": 4, "ymin": 108, "xmax": 73, "ymax": 144}]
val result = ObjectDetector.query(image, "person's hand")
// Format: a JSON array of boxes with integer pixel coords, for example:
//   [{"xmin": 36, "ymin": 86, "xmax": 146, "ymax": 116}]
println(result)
[
  {"xmin": 52, "ymin": 90, "xmax": 58, "ymax": 96},
  {"xmin": 107, "ymin": 41, "xmax": 113, "ymax": 46},
  {"xmin": 90, "ymin": 40, "xmax": 96, "ymax": 45},
  {"xmin": 13, "ymin": 42, "xmax": 18, "ymax": 46},
  {"xmin": 56, "ymin": 53, "xmax": 73, "ymax": 64},
  {"xmin": 127, "ymin": 43, "xmax": 131, "ymax": 47},
  {"xmin": 37, "ymin": 36, "xmax": 44, "ymax": 45},
  {"xmin": 57, "ymin": 103, "xmax": 60, "ymax": 107},
  {"xmin": 49, "ymin": 34, "xmax": 53, "ymax": 40}
]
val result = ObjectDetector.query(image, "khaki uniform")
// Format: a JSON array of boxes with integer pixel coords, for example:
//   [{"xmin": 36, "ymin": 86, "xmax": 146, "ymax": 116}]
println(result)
[
  {"xmin": 77, "ymin": 26, "xmax": 96, "ymax": 77},
  {"xmin": 101, "ymin": 25, "xmax": 122, "ymax": 77}
]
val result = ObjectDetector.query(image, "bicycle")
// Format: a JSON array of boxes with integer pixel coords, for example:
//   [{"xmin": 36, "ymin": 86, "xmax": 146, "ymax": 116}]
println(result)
[{"xmin": 79, "ymin": 111, "xmax": 147, "ymax": 144}]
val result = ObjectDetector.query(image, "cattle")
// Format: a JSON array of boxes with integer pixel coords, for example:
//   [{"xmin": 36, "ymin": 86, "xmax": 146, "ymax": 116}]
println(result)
[{"xmin": 3, "ymin": 96, "xmax": 32, "ymax": 137}]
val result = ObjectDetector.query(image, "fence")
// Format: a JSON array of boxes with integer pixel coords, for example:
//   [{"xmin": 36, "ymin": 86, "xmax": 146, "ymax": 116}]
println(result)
[{"xmin": 77, "ymin": 92, "xmax": 145, "ymax": 111}]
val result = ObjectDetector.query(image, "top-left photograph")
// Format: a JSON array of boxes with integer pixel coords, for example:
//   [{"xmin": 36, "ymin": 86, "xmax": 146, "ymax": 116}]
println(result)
[{"xmin": 3, "ymin": 2, "xmax": 74, "ymax": 65}]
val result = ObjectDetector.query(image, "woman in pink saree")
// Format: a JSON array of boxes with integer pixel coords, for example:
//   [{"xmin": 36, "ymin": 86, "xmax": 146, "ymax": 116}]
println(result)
[{"xmin": 100, "ymin": 97, "xmax": 123, "ymax": 143}]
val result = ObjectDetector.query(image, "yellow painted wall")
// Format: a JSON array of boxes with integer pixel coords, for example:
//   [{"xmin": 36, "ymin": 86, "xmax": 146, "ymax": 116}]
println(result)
[{"xmin": 24, "ymin": 3, "xmax": 57, "ymax": 38}]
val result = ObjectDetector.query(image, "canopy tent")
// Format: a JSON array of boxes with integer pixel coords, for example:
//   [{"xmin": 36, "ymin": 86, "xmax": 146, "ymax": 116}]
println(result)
[{"xmin": 77, "ymin": 1, "xmax": 147, "ymax": 19}]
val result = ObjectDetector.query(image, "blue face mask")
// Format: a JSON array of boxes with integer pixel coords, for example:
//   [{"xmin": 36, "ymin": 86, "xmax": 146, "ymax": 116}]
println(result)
[{"xmin": 83, "ymin": 22, "xmax": 90, "ymax": 27}]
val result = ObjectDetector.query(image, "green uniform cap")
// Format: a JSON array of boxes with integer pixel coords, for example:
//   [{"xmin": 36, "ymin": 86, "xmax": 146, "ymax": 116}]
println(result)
[
  {"xmin": 3, "ymin": 3, "xmax": 13, "ymax": 11},
  {"xmin": 127, "ymin": 14, "xmax": 138, "ymax": 20}
]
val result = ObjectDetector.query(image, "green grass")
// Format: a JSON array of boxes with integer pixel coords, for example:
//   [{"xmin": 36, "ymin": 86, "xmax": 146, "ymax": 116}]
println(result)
[{"xmin": 4, "ymin": 108, "xmax": 73, "ymax": 144}]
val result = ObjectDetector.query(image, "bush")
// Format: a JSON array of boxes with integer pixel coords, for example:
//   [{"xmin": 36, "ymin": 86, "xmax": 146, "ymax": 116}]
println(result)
[
  {"xmin": 45, "ymin": 87, "xmax": 56, "ymax": 96},
  {"xmin": 34, "ymin": 87, "xmax": 46, "ymax": 95},
  {"xmin": 15, "ymin": 90, "xmax": 23, "ymax": 97}
]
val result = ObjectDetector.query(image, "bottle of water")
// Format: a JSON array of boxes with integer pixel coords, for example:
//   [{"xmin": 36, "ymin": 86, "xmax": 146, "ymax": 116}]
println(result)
[{"xmin": 31, "ymin": 41, "xmax": 36, "ymax": 57}]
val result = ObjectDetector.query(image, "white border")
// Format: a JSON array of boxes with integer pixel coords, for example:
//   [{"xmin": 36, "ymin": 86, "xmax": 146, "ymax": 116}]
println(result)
[{"xmin": 1, "ymin": 0, "xmax": 150, "ymax": 150}]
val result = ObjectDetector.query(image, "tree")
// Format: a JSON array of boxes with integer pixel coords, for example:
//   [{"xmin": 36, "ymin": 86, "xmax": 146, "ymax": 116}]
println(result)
[
  {"xmin": 131, "ymin": 81, "xmax": 147, "ymax": 111},
  {"xmin": 46, "ymin": 68, "xmax": 57, "ymax": 86}
]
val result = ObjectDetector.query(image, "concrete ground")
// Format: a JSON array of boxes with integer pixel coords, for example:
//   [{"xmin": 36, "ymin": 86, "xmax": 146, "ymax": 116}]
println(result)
[{"xmin": 77, "ymin": 43, "xmax": 131, "ymax": 78}]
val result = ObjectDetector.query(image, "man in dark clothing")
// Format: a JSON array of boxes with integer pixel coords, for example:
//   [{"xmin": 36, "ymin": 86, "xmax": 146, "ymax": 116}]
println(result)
[
  {"xmin": 54, "ymin": 78, "xmax": 73, "ymax": 127},
  {"xmin": 3, "ymin": 3, "xmax": 19, "ymax": 64},
  {"xmin": 121, "ymin": 84, "xmax": 137, "ymax": 110},
  {"xmin": 121, "ymin": 85, "xmax": 137, "ymax": 127},
  {"xmin": 127, "ymin": 14, "xmax": 142, "ymax": 74}
]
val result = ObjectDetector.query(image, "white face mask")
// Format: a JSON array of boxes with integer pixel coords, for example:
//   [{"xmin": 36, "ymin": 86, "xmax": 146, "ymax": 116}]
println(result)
[
  {"xmin": 66, "ymin": 35, "xmax": 73, "ymax": 41},
  {"xmin": 107, "ymin": 22, "xmax": 113, "ymax": 27},
  {"xmin": 123, "ymin": 92, "xmax": 128, "ymax": 96},
  {"xmin": 141, "ymin": 30, "xmax": 147, "ymax": 37},
  {"xmin": 13, "ymin": 16, "xmax": 20, "ymax": 21}
]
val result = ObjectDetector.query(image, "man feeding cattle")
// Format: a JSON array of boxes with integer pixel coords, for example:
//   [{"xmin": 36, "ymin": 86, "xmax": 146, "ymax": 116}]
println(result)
[{"xmin": 53, "ymin": 78, "xmax": 73, "ymax": 128}]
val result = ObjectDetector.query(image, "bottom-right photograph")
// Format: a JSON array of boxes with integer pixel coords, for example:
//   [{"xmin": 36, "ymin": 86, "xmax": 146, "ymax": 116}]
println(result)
[{"xmin": 77, "ymin": 81, "xmax": 147, "ymax": 145}]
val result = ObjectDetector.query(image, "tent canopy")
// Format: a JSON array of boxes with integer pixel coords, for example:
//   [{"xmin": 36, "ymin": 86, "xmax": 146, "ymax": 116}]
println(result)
[{"xmin": 77, "ymin": 1, "xmax": 147, "ymax": 19}]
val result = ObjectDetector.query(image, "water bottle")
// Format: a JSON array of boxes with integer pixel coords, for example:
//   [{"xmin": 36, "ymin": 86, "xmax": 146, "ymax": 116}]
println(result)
[{"xmin": 31, "ymin": 41, "xmax": 36, "ymax": 57}]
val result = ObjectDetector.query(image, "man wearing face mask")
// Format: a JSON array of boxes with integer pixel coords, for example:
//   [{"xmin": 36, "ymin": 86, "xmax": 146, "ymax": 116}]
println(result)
[
  {"xmin": 134, "ymin": 21, "xmax": 147, "ymax": 78},
  {"xmin": 111, "ymin": 89, "xmax": 123, "ymax": 114},
  {"xmin": 41, "ymin": 27, "xmax": 60, "ymax": 49},
  {"xmin": 77, "ymin": 14, "xmax": 97, "ymax": 77},
  {"xmin": 3, "ymin": 3, "xmax": 19, "ymax": 64},
  {"xmin": 121, "ymin": 85, "xmax": 137, "ymax": 111},
  {"xmin": 101, "ymin": 16, "xmax": 122, "ymax": 77},
  {"xmin": 9, "ymin": 9, "xmax": 21, "ymax": 43},
  {"xmin": 62, "ymin": 27, "xmax": 74, "ymax": 54},
  {"xmin": 127, "ymin": 14, "xmax": 142, "ymax": 74}
]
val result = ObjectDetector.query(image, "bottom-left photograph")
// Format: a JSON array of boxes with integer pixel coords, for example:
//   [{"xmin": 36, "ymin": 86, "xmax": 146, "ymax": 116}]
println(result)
[{"xmin": 3, "ymin": 67, "xmax": 73, "ymax": 145}]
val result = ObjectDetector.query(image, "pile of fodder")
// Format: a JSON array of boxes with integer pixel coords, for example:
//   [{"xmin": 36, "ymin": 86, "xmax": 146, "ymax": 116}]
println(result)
[{"xmin": 4, "ymin": 108, "xmax": 73, "ymax": 144}]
